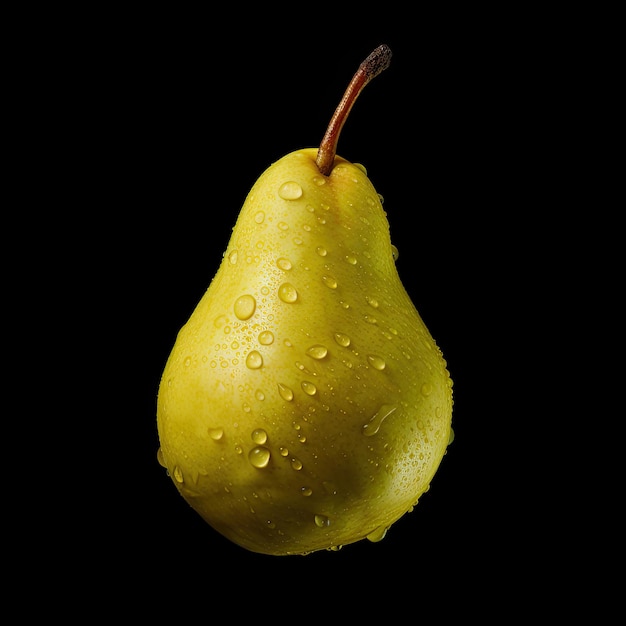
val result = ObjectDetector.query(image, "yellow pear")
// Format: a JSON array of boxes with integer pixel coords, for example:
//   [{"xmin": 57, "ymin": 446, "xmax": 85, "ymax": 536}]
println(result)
[{"xmin": 156, "ymin": 45, "xmax": 453, "ymax": 556}]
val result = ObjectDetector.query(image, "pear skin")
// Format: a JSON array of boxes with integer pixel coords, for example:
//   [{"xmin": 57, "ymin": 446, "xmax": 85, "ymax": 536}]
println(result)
[{"xmin": 157, "ymin": 148, "xmax": 453, "ymax": 555}]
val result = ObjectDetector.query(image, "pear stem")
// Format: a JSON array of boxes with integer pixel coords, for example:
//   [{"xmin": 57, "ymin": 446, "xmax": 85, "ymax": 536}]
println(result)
[{"xmin": 316, "ymin": 44, "xmax": 392, "ymax": 176}]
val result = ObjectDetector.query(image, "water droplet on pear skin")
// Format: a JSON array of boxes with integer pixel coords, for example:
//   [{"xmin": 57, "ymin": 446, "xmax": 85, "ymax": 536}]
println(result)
[
  {"xmin": 246, "ymin": 350, "xmax": 263, "ymax": 369},
  {"xmin": 278, "ymin": 181, "xmax": 303, "ymax": 200},
  {"xmin": 334, "ymin": 333, "xmax": 351, "ymax": 347},
  {"xmin": 421, "ymin": 382, "xmax": 433, "ymax": 396},
  {"xmin": 255, "ymin": 211, "xmax": 265, "ymax": 224},
  {"xmin": 276, "ymin": 257, "xmax": 292, "ymax": 271},
  {"xmin": 278, "ymin": 383, "xmax": 294, "ymax": 401},
  {"xmin": 258, "ymin": 330, "xmax": 274, "ymax": 345},
  {"xmin": 316, "ymin": 246, "xmax": 327, "ymax": 257},
  {"xmin": 314, "ymin": 514, "xmax": 330, "ymax": 528},
  {"xmin": 156, "ymin": 447, "xmax": 166, "ymax": 468},
  {"xmin": 248, "ymin": 446, "xmax": 271, "ymax": 468},
  {"xmin": 391, "ymin": 244, "xmax": 399, "ymax": 261},
  {"xmin": 312, "ymin": 176, "xmax": 326, "ymax": 186},
  {"xmin": 322, "ymin": 275, "xmax": 337, "ymax": 289},
  {"xmin": 306, "ymin": 344, "xmax": 328, "ymax": 359},
  {"xmin": 278, "ymin": 283, "xmax": 298, "ymax": 303},
  {"xmin": 301, "ymin": 381, "xmax": 317, "ymax": 396},
  {"xmin": 234, "ymin": 294, "xmax": 256, "ymax": 320},
  {"xmin": 366, "ymin": 525, "xmax": 388, "ymax": 542},
  {"xmin": 367, "ymin": 354, "xmax": 386, "ymax": 370},
  {"xmin": 208, "ymin": 427, "xmax": 224, "ymax": 441},
  {"xmin": 173, "ymin": 466, "xmax": 184, "ymax": 483},
  {"xmin": 290, "ymin": 457, "xmax": 303, "ymax": 470},
  {"xmin": 301, "ymin": 487, "xmax": 313, "ymax": 496},
  {"xmin": 362, "ymin": 405, "xmax": 397, "ymax": 437},
  {"xmin": 228, "ymin": 250, "xmax": 238, "ymax": 264},
  {"xmin": 251, "ymin": 428, "xmax": 268, "ymax": 445}
]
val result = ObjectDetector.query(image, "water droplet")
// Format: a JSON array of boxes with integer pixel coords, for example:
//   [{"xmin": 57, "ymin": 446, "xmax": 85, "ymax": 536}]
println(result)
[
  {"xmin": 334, "ymin": 333, "xmax": 351, "ymax": 347},
  {"xmin": 364, "ymin": 315, "xmax": 377, "ymax": 324},
  {"xmin": 345, "ymin": 255, "xmax": 357, "ymax": 265},
  {"xmin": 301, "ymin": 487, "xmax": 313, "ymax": 496},
  {"xmin": 306, "ymin": 344, "xmax": 328, "ymax": 359},
  {"xmin": 314, "ymin": 514, "xmax": 330, "ymax": 528},
  {"xmin": 366, "ymin": 524, "xmax": 388, "ymax": 542},
  {"xmin": 208, "ymin": 427, "xmax": 224, "ymax": 441},
  {"xmin": 301, "ymin": 381, "xmax": 317, "ymax": 396},
  {"xmin": 391, "ymin": 244, "xmax": 399, "ymax": 261},
  {"xmin": 251, "ymin": 428, "xmax": 268, "ymax": 445},
  {"xmin": 214, "ymin": 315, "xmax": 228, "ymax": 328},
  {"xmin": 258, "ymin": 330, "xmax": 274, "ymax": 345},
  {"xmin": 278, "ymin": 181, "xmax": 303, "ymax": 200},
  {"xmin": 322, "ymin": 275, "xmax": 337, "ymax": 289},
  {"xmin": 366, "ymin": 295, "xmax": 379, "ymax": 308},
  {"xmin": 246, "ymin": 350, "xmax": 263, "ymax": 369},
  {"xmin": 313, "ymin": 176, "xmax": 326, "ymax": 186},
  {"xmin": 316, "ymin": 246, "xmax": 327, "ymax": 257},
  {"xmin": 234, "ymin": 445, "xmax": 243, "ymax": 455},
  {"xmin": 421, "ymin": 382, "xmax": 433, "ymax": 397},
  {"xmin": 354, "ymin": 162, "xmax": 367, "ymax": 175},
  {"xmin": 183, "ymin": 356, "xmax": 192, "ymax": 367},
  {"xmin": 278, "ymin": 383, "xmax": 294, "ymax": 401},
  {"xmin": 234, "ymin": 294, "xmax": 256, "ymax": 320},
  {"xmin": 255, "ymin": 389, "xmax": 265, "ymax": 401},
  {"xmin": 448, "ymin": 428, "xmax": 455, "ymax": 445},
  {"xmin": 276, "ymin": 257, "xmax": 292, "ymax": 271},
  {"xmin": 173, "ymin": 466, "xmax": 184, "ymax": 483},
  {"xmin": 278, "ymin": 283, "xmax": 298, "ymax": 303},
  {"xmin": 228, "ymin": 250, "xmax": 238, "ymax": 264},
  {"xmin": 278, "ymin": 221, "xmax": 289, "ymax": 231},
  {"xmin": 255, "ymin": 211, "xmax": 265, "ymax": 224},
  {"xmin": 367, "ymin": 354, "xmax": 386, "ymax": 370},
  {"xmin": 362, "ymin": 405, "xmax": 397, "ymax": 437},
  {"xmin": 156, "ymin": 447, "xmax": 166, "ymax": 467},
  {"xmin": 378, "ymin": 193, "xmax": 385, "ymax": 205},
  {"xmin": 293, "ymin": 236, "xmax": 303, "ymax": 245},
  {"xmin": 291, "ymin": 457, "xmax": 303, "ymax": 470},
  {"xmin": 248, "ymin": 446, "xmax": 271, "ymax": 468}
]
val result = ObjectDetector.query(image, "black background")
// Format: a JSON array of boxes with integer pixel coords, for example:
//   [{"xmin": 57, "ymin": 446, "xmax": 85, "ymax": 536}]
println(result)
[{"xmin": 22, "ymin": 6, "xmax": 619, "ymax": 616}]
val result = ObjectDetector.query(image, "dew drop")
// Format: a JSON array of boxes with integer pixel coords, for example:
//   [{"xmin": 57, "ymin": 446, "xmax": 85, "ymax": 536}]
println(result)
[
  {"xmin": 301, "ymin": 487, "xmax": 313, "ymax": 496},
  {"xmin": 248, "ymin": 446, "xmax": 271, "ymax": 468},
  {"xmin": 276, "ymin": 257, "xmax": 292, "ymax": 271},
  {"xmin": 208, "ymin": 427, "xmax": 224, "ymax": 441},
  {"xmin": 278, "ymin": 221, "xmax": 289, "ymax": 231},
  {"xmin": 334, "ymin": 333, "xmax": 351, "ymax": 347},
  {"xmin": 322, "ymin": 275, "xmax": 337, "ymax": 289},
  {"xmin": 251, "ymin": 428, "xmax": 268, "ymax": 445},
  {"xmin": 234, "ymin": 294, "xmax": 256, "ymax": 320},
  {"xmin": 156, "ymin": 447, "xmax": 166, "ymax": 468},
  {"xmin": 313, "ymin": 176, "xmax": 326, "ymax": 186},
  {"xmin": 391, "ymin": 244, "xmax": 399, "ymax": 261},
  {"xmin": 228, "ymin": 250, "xmax": 238, "ymax": 264},
  {"xmin": 173, "ymin": 466, "xmax": 184, "ymax": 483},
  {"xmin": 301, "ymin": 381, "xmax": 317, "ymax": 396},
  {"xmin": 354, "ymin": 162, "xmax": 367, "ymax": 175},
  {"xmin": 255, "ymin": 211, "xmax": 265, "ymax": 224},
  {"xmin": 362, "ymin": 405, "xmax": 397, "ymax": 437},
  {"xmin": 314, "ymin": 514, "xmax": 330, "ymax": 528},
  {"xmin": 278, "ymin": 181, "xmax": 303, "ymax": 200},
  {"xmin": 421, "ymin": 382, "xmax": 433, "ymax": 397},
  {"xmin": 367, "ymin": 354, "xmax": 386, "ymax": 370},
  {"xmin": 278, "ymin": 383, "xmax": 294, "ymax": 401},
  {"xmin": 258, "ymin": 330, "xmax": 274, "ymax": 345},
  {"xmin": 255, "ymin": 389, "xmax": 265, "ymax": 401},
  {"xmin": 345, "ymin": 255, "xmax": 357, "ymax": 265},
  {"xmin": 306, "ymin": 344, "xmax": 328, "ymax": 359},
  {"xmin": 366, "ymin": 295, "xmax": 379, "ymax": 308},
  {"xmin": 278, "ymin": 283, "xmax": 298, "ymax": 303},
  {"xmin": 246, "ymin": 350, "xmax": 263, "ymax": 369},
  {"xmin": 316, "ymin": 246, "xmax": 327, "ymax": 257},
  {"xmin": 364, "ymin": 315, "xmax": 377, "ymax": 325},
  {"xmin": 291, "ymin": 457, "xmax": 303, "ymax": 470},
  {"xmin": 366, "ymin": 524, "xmax": 388, "ymax": 542},
  {"xmin": 183, "ymin": 356, "xmax": 192, "ymax": 367}
]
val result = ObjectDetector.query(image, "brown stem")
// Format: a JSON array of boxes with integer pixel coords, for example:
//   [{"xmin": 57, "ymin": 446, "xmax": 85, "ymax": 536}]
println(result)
[{"xmin": 316, "ymin": 44, "xmax": 392, "ymax": 176}]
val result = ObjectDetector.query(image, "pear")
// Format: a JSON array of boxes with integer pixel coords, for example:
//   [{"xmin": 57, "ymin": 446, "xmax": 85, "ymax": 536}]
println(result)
[{"xmin": 156, "ymin": 45, "xmax": 453, "ymax": 556}]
